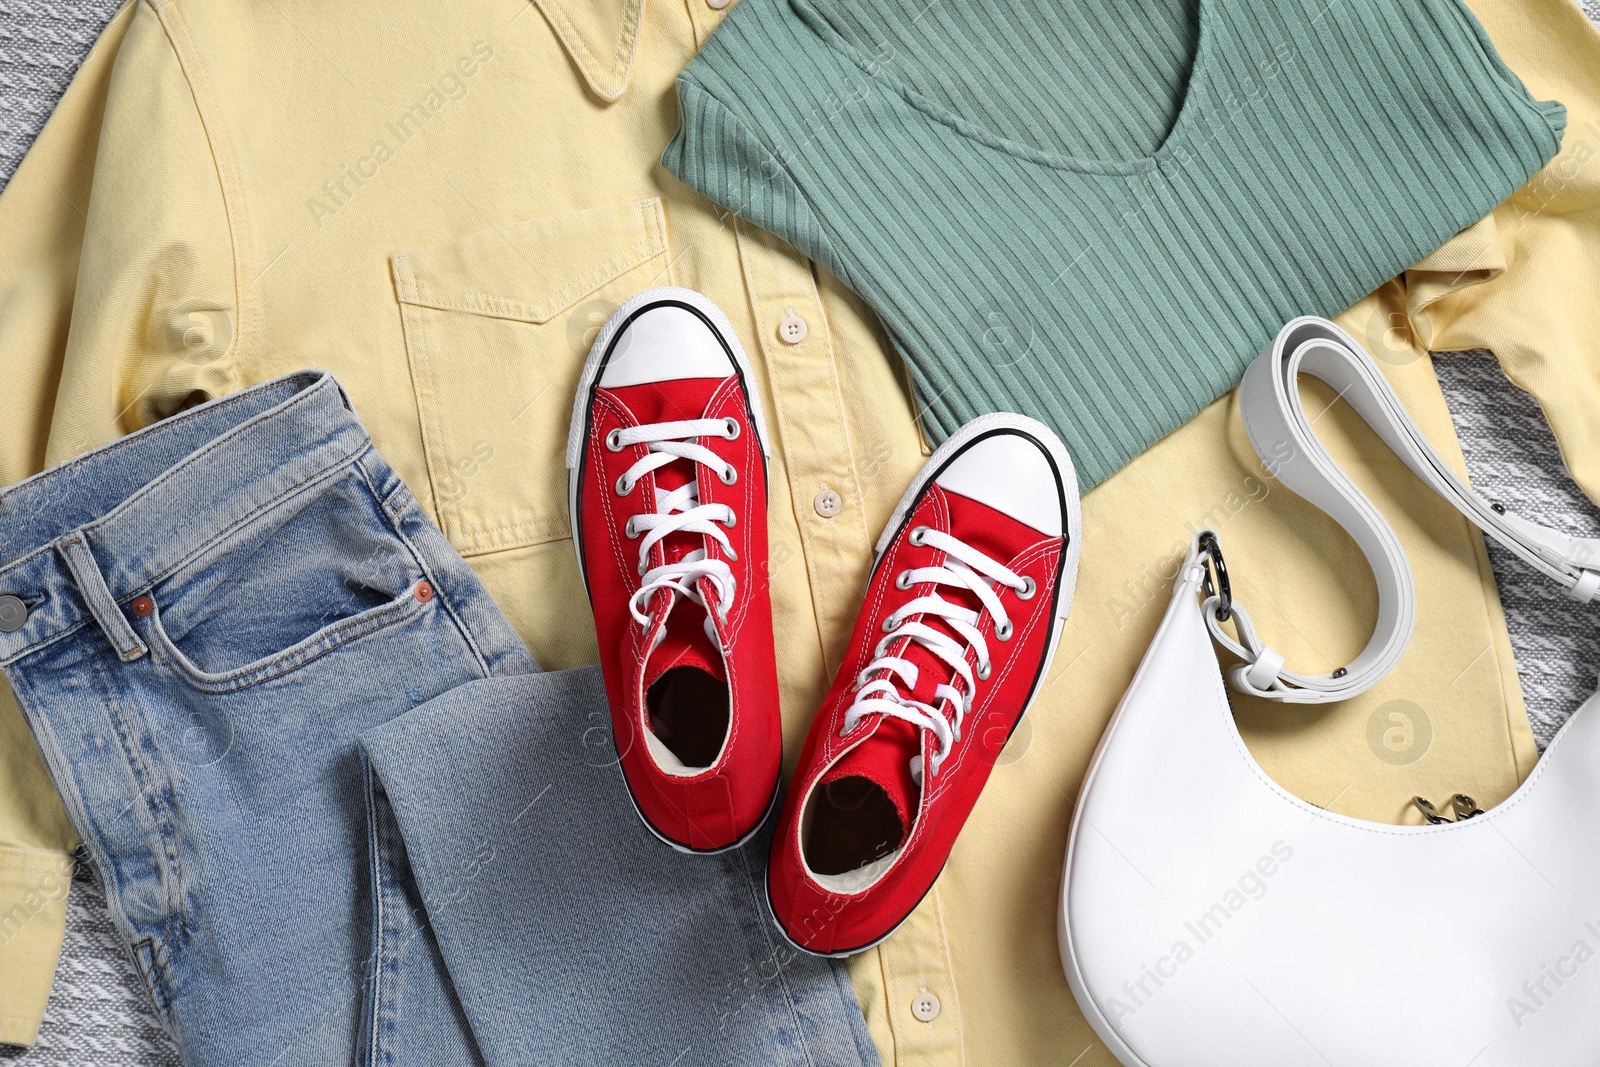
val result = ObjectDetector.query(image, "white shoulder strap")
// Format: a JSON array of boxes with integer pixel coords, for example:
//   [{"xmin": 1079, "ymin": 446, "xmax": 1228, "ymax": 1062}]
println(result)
[{"xmin": 1203, "ymin": 316, "xmax": 1600, "ymax": 704}]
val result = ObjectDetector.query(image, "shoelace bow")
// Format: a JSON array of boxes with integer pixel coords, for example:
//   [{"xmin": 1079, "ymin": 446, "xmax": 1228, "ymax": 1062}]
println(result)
[
  {"xmin": 842, "ymin": 525, "xmax": 1033, "ymax": 780},
  {"xmin": 610, "ymin": 418, "xmax": 742, "ymax": 643}
]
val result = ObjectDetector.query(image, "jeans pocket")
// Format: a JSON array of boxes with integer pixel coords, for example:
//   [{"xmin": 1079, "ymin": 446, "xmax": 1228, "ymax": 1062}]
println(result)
[
  {"xmin": 142, "ymin": 589, "xmax": 426, "ymax": 694},
  {"xmin": 136, "ymin": 460, "xmax": 431, "ymax": 694}
]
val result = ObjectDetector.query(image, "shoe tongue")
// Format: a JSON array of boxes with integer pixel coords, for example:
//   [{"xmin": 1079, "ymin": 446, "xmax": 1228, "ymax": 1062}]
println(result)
[
  {"xmin": 607, "ymin": 378, "xmax": 727, "ymax": 566},
  {"xmin": 894, "ymin": 488, "xmax": 1042, "ymax": 697},
  {"xmin": 645, "ymin": 590, "xmax": 726, "ymax": 690},
  {"xmin": 821, "ymin": 720, "xmax": 922, "ymax": 834}
]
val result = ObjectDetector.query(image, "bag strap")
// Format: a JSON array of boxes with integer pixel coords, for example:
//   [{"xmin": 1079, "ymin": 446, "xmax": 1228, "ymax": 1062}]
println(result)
[{"xmin": 1202, "ymin": 316, "xmax": 1600, "ymax": 704}]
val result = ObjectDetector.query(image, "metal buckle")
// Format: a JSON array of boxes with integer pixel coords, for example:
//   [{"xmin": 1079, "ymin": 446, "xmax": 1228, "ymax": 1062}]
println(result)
[
  {"xmin": 1197, "ymin": 531, "xmax": 1232, "ymax": 622},
  {"xmin": 1413, "ymin": 793, "xmax": 1485, "ymax": 824},
  {"xmin": 1413, "ymin": 796, "xmax": 1452, "ymax": 825}
]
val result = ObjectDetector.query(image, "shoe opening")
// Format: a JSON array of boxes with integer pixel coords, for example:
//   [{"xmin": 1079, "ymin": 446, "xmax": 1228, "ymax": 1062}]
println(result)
[
  {"xmin": 645, "ymin": 665, "xmax": 730, "ymax": 774},
  {"xmin": 802, "ymin": 776, "xmax": 906, "ymax": 891}
]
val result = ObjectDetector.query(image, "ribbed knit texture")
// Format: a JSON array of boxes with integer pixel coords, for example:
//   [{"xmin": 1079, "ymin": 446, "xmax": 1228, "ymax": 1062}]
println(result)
[{"xmin": 664, "ymin": 0, "xmax": 1566, "ymax": 489}]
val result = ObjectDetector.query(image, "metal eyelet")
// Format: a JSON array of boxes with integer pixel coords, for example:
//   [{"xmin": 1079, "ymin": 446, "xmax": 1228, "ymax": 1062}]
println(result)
[
  {"xmin": 615, "ymin": 475, "xmax": 632, "ymax": 496},
  {"xmin": 719, "ymin": 466, "xmax": 738, "ymax": 486},
  {"xmin": 908, "ymin": 525, "xmax": 929, "ymax": 546},
  {"xmin": 606, "ymin": 429, "xmax": 625, "ymax": 452},
  {"xmin": 723, "ymin": 510, "xmax": 737, "ymax": 528},
  {"xmin": 723, "ymin": 417, "xmax": 741, "ymax": 440},
  {"xmin": 1016, "ymin": 576, "xmax": 1036, "ymax": 601},
  {"xmin": 895, "ymin": 570, "xmax": 914, "ymax": 590},
  {"xmin": 995, "ymin": 619, "xmax": 1014, "ymax": 641},
  {"xmin": 976, "ymin": 661, "xmax": 992, "ymax": 681},
  {"xmin": 882, "ymin": 615, "xmax": 899, "ymax": 633},
  {"xmin": 624, "ymin": 518, "xmax": 640, "ymax": 539}
]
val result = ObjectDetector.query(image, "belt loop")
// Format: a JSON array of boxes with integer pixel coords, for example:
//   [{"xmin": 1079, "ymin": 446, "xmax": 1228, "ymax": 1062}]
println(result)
[{"xmin": 57, "ymin": 535, "xmax": 148, "ymax": 662}]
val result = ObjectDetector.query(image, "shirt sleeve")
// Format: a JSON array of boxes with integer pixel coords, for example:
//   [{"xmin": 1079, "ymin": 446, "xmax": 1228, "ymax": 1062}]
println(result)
[
  {"xmin": 662, "ymin": 76, "xmax": 838, "ymax": 278},
  {"xmin": 1405, "ymin": 0, "xmax": 1600, "ymax": 508},
  {"xmin": 0, "ymin": 0, "xmax": 239, "ymax": 1043}
]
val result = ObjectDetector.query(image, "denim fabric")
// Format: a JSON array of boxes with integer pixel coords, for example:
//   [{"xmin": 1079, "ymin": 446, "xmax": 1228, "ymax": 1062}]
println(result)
[
  {"xmin": 362, "ymin": 671, "xmax": 879, "ymax": 1067},
  {"xmin": 0, "ymin": 373, "xmax": 877, "ymax": 1067}
]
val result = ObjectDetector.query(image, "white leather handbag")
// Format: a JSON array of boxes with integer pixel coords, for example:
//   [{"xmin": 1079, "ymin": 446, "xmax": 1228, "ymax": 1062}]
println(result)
[{"xmin": 1059, "ymin": 317, "xmax": 1600, "ymax": 1067}]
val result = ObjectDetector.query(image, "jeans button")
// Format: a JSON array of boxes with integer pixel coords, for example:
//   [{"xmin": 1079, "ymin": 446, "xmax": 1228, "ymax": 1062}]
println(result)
[{"xmin": 0, "ymin": 595, "xmax": 26, "ymax": 633}]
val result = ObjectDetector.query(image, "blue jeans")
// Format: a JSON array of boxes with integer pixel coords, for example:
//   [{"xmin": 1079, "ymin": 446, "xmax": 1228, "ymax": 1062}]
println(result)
[{"xmin": 0, "ymin": 373, "xmax": 877, "ymax": 1067}]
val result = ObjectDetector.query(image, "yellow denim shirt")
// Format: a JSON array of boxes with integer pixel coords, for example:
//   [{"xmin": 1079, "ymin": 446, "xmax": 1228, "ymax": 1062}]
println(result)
[{"xmin": 0, "ymin": 0, "xmax": 1595, "ymax": 1058}]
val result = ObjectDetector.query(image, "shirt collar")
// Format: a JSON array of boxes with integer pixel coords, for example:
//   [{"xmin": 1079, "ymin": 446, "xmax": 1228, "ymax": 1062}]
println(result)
[{"xmin": 532, "ymin": 0, "xmax": 647, "ymax": 102}]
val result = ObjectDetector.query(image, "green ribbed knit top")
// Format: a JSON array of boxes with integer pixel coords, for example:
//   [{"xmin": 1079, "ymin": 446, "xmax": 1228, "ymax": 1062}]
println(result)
[{"xmin": 662, "ymin": 0, "xmax": 1564, "ymax": 488}]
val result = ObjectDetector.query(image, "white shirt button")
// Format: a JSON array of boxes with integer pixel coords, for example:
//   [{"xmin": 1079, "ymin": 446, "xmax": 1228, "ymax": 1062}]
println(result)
[
  {"xmin": 707, "ymin": 0, "xmax": 729, "ymax": 10},
  {"xmin": 813, "ymin": 488, "xmax": 843, "ymax": 519},
  {"xmin": 778, "ymin": 314, "xmax": 808, "ymax": 345},
  {"xmin": 910, "ymin": 989, "xmax": 941, "ymax": 1022}
]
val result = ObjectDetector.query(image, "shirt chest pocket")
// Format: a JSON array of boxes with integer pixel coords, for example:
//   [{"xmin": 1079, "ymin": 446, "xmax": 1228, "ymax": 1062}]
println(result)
[{"xmin": 391, "ymin": 197, "xmax": 672, "ymax": 556}]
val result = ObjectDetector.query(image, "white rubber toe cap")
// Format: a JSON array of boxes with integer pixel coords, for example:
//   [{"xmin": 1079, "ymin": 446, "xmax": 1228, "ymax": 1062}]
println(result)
[
  {"xmin": 598, "ymin": 303, "xmax": 735, "ymax": 388},
  {"xmin": 935, "ymin": 431, "xmax": 1064, "ymax": 536}
]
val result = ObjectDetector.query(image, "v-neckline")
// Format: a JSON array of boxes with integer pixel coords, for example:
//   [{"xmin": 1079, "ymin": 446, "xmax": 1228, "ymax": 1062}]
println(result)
[{"xmin": 789, "ymin": 0, "xmax": 1213, "ymax": 176}]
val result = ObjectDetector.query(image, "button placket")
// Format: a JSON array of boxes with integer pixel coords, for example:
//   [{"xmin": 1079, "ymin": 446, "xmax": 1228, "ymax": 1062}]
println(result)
[
  {"xmin": 879, "ymin": 885, "xmax": 965, "ymax": 1062},
  {"xmin": 733, "ymin": 220, "xmax": 963, "ymax": 1063},
  {"xmin": 686, "ymin": 0, "xmax": 728, "ymax": 45},
  {"xmin": 732, "ymin": 220, "xmax": 870, "ymax": 676}
]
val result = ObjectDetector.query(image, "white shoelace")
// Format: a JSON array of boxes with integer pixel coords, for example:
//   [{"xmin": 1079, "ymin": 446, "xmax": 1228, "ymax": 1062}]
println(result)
[
  {"xmin": 610, "ymin": 418, "xmax": 742, "ymax": 641},
  {"xmin": 842, "ymin": 525, "xmax": 1033, "ymax": 779}
]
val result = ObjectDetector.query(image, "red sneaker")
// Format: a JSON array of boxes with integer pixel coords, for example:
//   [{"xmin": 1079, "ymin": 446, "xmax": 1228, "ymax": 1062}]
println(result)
[
  {"xmin": 768, "ymin": 414, "xmax": 1081, "ymax": 953},
  {"xmin": 567, "ymin": 288, "xmax": 780, "ymax": 853}
]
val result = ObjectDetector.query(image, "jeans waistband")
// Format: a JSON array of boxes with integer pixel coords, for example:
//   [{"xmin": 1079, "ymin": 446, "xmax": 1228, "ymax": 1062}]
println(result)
[{"xmin": 0, "ymin": 372, "xmax": 370, "ymax": 666}]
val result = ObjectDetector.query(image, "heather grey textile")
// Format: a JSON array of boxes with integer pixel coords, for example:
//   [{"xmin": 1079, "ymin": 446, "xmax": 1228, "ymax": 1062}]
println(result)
[
  {"xmin": 2, "ymin": 1, "xmax": 1599, "ymax": 1064},
  {"xmin": 1434, "ymin": 352, "xmax": 1600, "ymax": 749},
  {"xmin": 0, "ymin": 0, "xmax": 123, "ymax": 190},
  {"xmin": 0, "ymin": 866, "xmax": 178, "ymax": 1066}
]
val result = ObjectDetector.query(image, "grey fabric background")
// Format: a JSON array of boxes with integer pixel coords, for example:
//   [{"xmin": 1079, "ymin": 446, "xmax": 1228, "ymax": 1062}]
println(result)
[{"xmin": 1, "ymin": 0, "xmax": 1599, "ymax": 1063}]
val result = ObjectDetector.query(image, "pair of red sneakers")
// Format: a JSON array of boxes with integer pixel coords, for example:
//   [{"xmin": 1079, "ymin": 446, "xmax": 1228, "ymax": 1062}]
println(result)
[{"xmin": 567, "ymin": 288, "xmax": 1081, "ymax": 955}]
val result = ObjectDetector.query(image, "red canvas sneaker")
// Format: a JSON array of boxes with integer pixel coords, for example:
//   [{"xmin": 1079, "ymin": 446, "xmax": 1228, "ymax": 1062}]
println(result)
[
  {"xmin": 769, "ymin": 413, "xmax": 1081, "ymax": 954},
  {"xmin": 566, "ymin": 287, "xmax": 780, "ymax": 853}
]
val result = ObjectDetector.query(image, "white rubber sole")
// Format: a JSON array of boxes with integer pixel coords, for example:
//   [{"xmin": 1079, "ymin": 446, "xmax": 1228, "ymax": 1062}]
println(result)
[{"xmin": 774, "ymin": 412, "xmax": 1084, "ymax": 957}]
